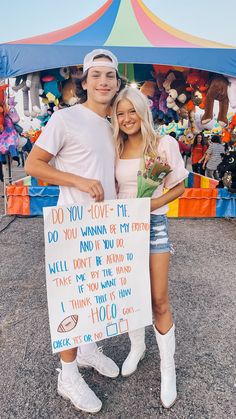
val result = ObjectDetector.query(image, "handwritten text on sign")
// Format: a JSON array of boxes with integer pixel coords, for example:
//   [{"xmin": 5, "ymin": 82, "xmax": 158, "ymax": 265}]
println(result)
[{"xmin": 43, "ymin": 199, "xmax": 152, "ymax": 353}]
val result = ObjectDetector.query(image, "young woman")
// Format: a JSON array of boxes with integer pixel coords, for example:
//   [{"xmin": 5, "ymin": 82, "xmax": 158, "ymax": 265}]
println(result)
[
  {"xmin": 112, "ymin": 87, "xmax": 189, "ymax": 409},
  {"xmin": 191, "ymin": 132, "xmax": 208, "ymax": 175}
]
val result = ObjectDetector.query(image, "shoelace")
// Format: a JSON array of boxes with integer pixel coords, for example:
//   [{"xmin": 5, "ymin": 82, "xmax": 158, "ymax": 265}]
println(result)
[
  {"xmin": 70, "ymin": 375, "xmax": 98, "ymax": 404},
  {"xmin": 90, "ymin": 345, "xmax": 104, "ymax": 359},
  {"xmin": 85, "ymin": 346, "xmax": 108, "ymax": 368},
  {"xmin": 56, "ymin": 368, "xmax": 89, "ymax": 391}
]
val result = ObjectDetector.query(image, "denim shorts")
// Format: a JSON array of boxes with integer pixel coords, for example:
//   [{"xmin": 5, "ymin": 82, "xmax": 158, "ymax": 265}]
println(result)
[{"xmin": 150, "ymin": 214, "xmax": 172, "ymax": 254}]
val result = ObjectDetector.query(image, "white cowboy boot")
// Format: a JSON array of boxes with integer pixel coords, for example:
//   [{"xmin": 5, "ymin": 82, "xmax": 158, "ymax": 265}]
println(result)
[
  {"xmin": 121, "ymin": 328, "xmax": 146, "ymax": 377},
  {"xmin": 154, "ymin": 324, "xmax": 177, "ymax": 408}
]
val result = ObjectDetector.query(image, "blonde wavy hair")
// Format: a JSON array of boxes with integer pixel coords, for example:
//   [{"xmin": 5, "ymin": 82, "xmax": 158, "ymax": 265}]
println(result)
[{"xmin": 111, "ymin": 87, "xmax": 160, "ymax": 157}]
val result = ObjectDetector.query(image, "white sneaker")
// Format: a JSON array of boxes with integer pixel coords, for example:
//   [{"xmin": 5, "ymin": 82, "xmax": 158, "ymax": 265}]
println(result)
[
  {"xmin": 77, "ymin": 346, "xmax": 119, "ymax": 378},
  {"xmin": 57, "ymin": 369, "xmax": 102, "ymax": 413}
]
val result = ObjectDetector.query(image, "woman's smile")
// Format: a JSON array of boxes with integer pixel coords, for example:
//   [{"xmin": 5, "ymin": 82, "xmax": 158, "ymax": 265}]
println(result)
[{"xmin": 117, "ymin": 99, "xmax": 141, "ymax": 136}]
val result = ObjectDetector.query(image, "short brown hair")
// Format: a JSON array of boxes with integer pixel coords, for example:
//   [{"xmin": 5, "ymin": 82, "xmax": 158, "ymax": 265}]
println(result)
[{"xmin": 75, "ymin": 54, "xmax": 126, "ymax": 103}]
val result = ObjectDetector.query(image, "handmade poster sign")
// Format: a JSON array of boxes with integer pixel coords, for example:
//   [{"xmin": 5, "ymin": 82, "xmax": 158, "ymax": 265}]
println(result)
[{"xmin": 43, "ymin": 198, "xmax": 152, "ymax": 353}]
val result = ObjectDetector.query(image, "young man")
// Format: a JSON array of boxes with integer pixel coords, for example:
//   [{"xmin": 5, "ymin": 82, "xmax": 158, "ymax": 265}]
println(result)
[{"xmin": 25, "ymin": 49, "xmax": 124, "ymax": 414}]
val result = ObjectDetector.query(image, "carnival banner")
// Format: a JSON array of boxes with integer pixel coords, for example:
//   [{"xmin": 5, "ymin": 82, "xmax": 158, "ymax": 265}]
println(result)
[{"xmin": 43, "ymin": 198, "xmax": 152, "ymax": 353}]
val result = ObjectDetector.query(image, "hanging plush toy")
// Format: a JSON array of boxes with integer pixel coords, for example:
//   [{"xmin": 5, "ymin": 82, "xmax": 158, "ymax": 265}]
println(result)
[
  {"xmin": 140, "ymin": 81, "xmax": 159, "ymax": 121},
  {"xmin": 166, "ymin": 78, "xmax": 191, "ymax": 112},
  {"xmin": 221, "ymin": 128, "xmax": 231, "ymax": 144},
  {"xmin": 0, "ymin": 115, "xmax": 19, "ymax": 156},
  {"xmin": 8, "ymin": 96, "xmax": 20, "ymax": 124},
  {"xmin": 30, "ymin": 129, "xmax": 42, "ymax": 143},
  {"xmin": 227, "ymin": 76, "xmax": 236, "ymax": 109},
  {"xmin": 163, "ymin": 70, "xmax": 185, "ymax": 93},
  {"xmin": 201, "ymin": 75, "xmax": 229, "ymax": 127},
  {"xmin": 12, "ymin": 73, "xmax": 43, "ymax": 117},
  {"xmin": 60, "ymin": 78, "xmax": 79, "ymax": 107},
  {"xmin": 0, "ymin": 84, "xmax": 8, "ymax": 132},
  {"xmin": 58, "ymin": 66, "xmax": 82, "ymax": 107},
  {"xmin": 140, "ymin": 81, "xmax": 156, "ymax": 97},
  {"xmin": 37, "ymin": 105, "xmax": 54, "ymax": 127},
  {"xmin": 12, "ymin": 75, "xmax": 28, "ymax": 116},
  {"xmin": 151, "ymin": 71, "xmax": 179, "ymax": 124},
  {"xmin": 186, "ymin": 69, "xmax": 209, "ymax": 111},
  {"xmin": 69, "ymin": 65, "xmax": 83, "ymax": 80},
  {"xmin": 153, "ymin": 72, "xmax": 169, "ymax": 122},
  {"xmin": 26, "ymin": 72, "xmax": 43, "ymax": 116},
  {"xmin": 179, "ymin": 127, "xmax": 195, "ymax": 145},
  {"xmin": 186, "ymin": 70, "xmax": 209, "ymax": 99},
  {"xmin": 41, "ymin": 67, "xmax": 70, "ymax": 108},
  {"xmin": 228, "ymin": 113, "xmax": 236, "ymax": 133},
  {"xmin": 222, "ymin": 113, "xmax": 236, "ymax": 145},
  {"xmin": 194, "ymin": 108, "xmax": 215, "ymax": 132}
]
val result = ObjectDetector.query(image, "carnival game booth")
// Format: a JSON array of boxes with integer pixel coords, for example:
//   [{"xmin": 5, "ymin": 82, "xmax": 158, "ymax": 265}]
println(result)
[
  {"xmin": 168, "ymin": 173, "xmax": 236, "ymax": 218},
  {"xmin": 1, "ymin": 0, "xmax": 236, "ymax": 217},
  {"xmin": 6, "ymin": 173, "xmax": 236, "ymax": 218}
]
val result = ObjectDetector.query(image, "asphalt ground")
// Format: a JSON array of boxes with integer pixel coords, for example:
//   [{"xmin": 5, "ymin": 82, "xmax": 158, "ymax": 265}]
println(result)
[{"xmin": 0, "ymin": 212, "xmax": 236, "ymax": 419}]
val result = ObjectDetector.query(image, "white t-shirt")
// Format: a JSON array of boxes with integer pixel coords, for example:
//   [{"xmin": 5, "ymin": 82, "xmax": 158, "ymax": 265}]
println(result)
[
  {"xmin": 116, "ymin": 135, "xmax": 189, "ymax": 215},
  {"xmin": 36, "ymin": 104, "xmax": 116, "ymax": 206}
]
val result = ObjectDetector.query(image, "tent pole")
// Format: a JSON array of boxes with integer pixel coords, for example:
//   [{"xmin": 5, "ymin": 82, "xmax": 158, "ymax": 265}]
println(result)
[
  {"xmin": 3, "ymin": 155, "xmax": 12, "ymax": 215},
  {"xmin": 7, "ymin": 154, "xmax": 12, "ymax": 184},
  {"xmin": 124, "ymin": 63, "xmax": 127, "ymax": 78},
  {"xmin": 3, "ymin": 81, "xmax": 12, "ymax": 215}
]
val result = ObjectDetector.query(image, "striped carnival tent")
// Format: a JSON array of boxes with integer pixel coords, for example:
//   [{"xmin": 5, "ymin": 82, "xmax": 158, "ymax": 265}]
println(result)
[{"xmin": 1, "ymin": 0, "xmax": 236, "ymax": 78}]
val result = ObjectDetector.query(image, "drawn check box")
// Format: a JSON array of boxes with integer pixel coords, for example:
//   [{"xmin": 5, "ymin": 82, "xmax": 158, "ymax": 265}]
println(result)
[
  {"xmin": 106, "ymin": 323, "xmax": 118, "ymax": 337},
  {"xmin": 119, "ymin": 319, "xmax": 129, "ymax": 333}
]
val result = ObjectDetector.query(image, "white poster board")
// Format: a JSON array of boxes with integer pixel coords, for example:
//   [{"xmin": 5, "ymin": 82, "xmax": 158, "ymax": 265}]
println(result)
[{"xmin": 43, "ymin": 198, "xmax": 152, "ymax": 353}]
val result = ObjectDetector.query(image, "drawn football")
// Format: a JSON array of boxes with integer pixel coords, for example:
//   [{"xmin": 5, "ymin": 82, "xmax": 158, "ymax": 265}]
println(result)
[{"xmin": 57, "ymin": 315, "xmax": 79, "ymax": 333}]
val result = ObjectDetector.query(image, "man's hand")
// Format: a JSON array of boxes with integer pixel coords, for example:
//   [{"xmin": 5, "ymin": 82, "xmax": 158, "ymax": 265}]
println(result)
[{"xmin": 74, "ymin": 177, "xmax": 104, "ymax": 202}]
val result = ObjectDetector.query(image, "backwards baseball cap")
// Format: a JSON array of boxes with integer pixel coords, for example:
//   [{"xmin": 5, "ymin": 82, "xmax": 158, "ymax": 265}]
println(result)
[{"xmin": 83, "ymin": 49, "xmax": 118, "ymax": 73}]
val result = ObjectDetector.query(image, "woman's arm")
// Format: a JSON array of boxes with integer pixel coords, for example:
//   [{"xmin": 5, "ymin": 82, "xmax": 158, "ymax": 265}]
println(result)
[
  {"xmin": 202, "ymin": 153, "xmax": 210, "ymax": 168},
  {"xmin": 150, "ymin": 181, "xmax": 185, "ymax": 211},
  {"xmin": 25, "ymin": 145, "xmax": 104, "ymax": 201}
]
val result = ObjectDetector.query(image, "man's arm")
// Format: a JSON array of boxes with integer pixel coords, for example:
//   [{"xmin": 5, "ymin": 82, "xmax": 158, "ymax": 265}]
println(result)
[{"xmin": 25, "ymin": 145, "xmax": 104, "ymax": 201}]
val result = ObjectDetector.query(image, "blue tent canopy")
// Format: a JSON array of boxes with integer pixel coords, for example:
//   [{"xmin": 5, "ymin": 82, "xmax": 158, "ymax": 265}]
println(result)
[{"xmin": 1, "ymin": 0, "xmax": 236, "ymax": 77}]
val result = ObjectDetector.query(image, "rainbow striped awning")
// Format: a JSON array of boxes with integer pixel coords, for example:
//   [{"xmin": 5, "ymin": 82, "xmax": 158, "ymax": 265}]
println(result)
[
  {"xmin": 1, "ymin": 0, "xmax": 236, "ymax": 77},
  {"xmin": 7, "ymin": 174, "xmax": 236, "ymax": 218}
]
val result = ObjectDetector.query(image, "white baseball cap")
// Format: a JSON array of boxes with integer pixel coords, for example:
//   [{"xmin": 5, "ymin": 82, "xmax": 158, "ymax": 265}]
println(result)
[{"xmin": 83, "ymin": 49, "xmax": 118, "ymax": 73}]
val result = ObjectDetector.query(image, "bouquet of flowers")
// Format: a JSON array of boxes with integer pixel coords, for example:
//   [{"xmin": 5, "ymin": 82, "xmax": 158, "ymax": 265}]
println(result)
[{"xmin": 137, "ymin": 153, "xmax": 172, "ymax": 198}]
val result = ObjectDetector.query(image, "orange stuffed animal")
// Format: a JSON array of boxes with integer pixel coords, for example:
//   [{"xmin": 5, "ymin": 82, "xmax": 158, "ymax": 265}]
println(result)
[
  {"xmin": 222, "ymin": 128, "xmax": 231, "ymax": 143},
  {"xmin": 228, "ymin": 113, "xmax": 236, "ymax": 132},
  {"xmin": 222, "ymin": 113, "xmax": 236, "ymax": 145},
  {"xmin": 140, "ymin": 81, "xmax": 156, "ymax": 97},
  {"xmin": 60, "ymin": 79, "xmax": 79, "ymax": 107}
]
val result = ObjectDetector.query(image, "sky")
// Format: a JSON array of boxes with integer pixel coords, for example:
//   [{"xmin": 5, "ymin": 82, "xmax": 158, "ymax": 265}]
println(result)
[{"xmin": 1, "ymin": 0, "xmax": 236, "ymax": 45}]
